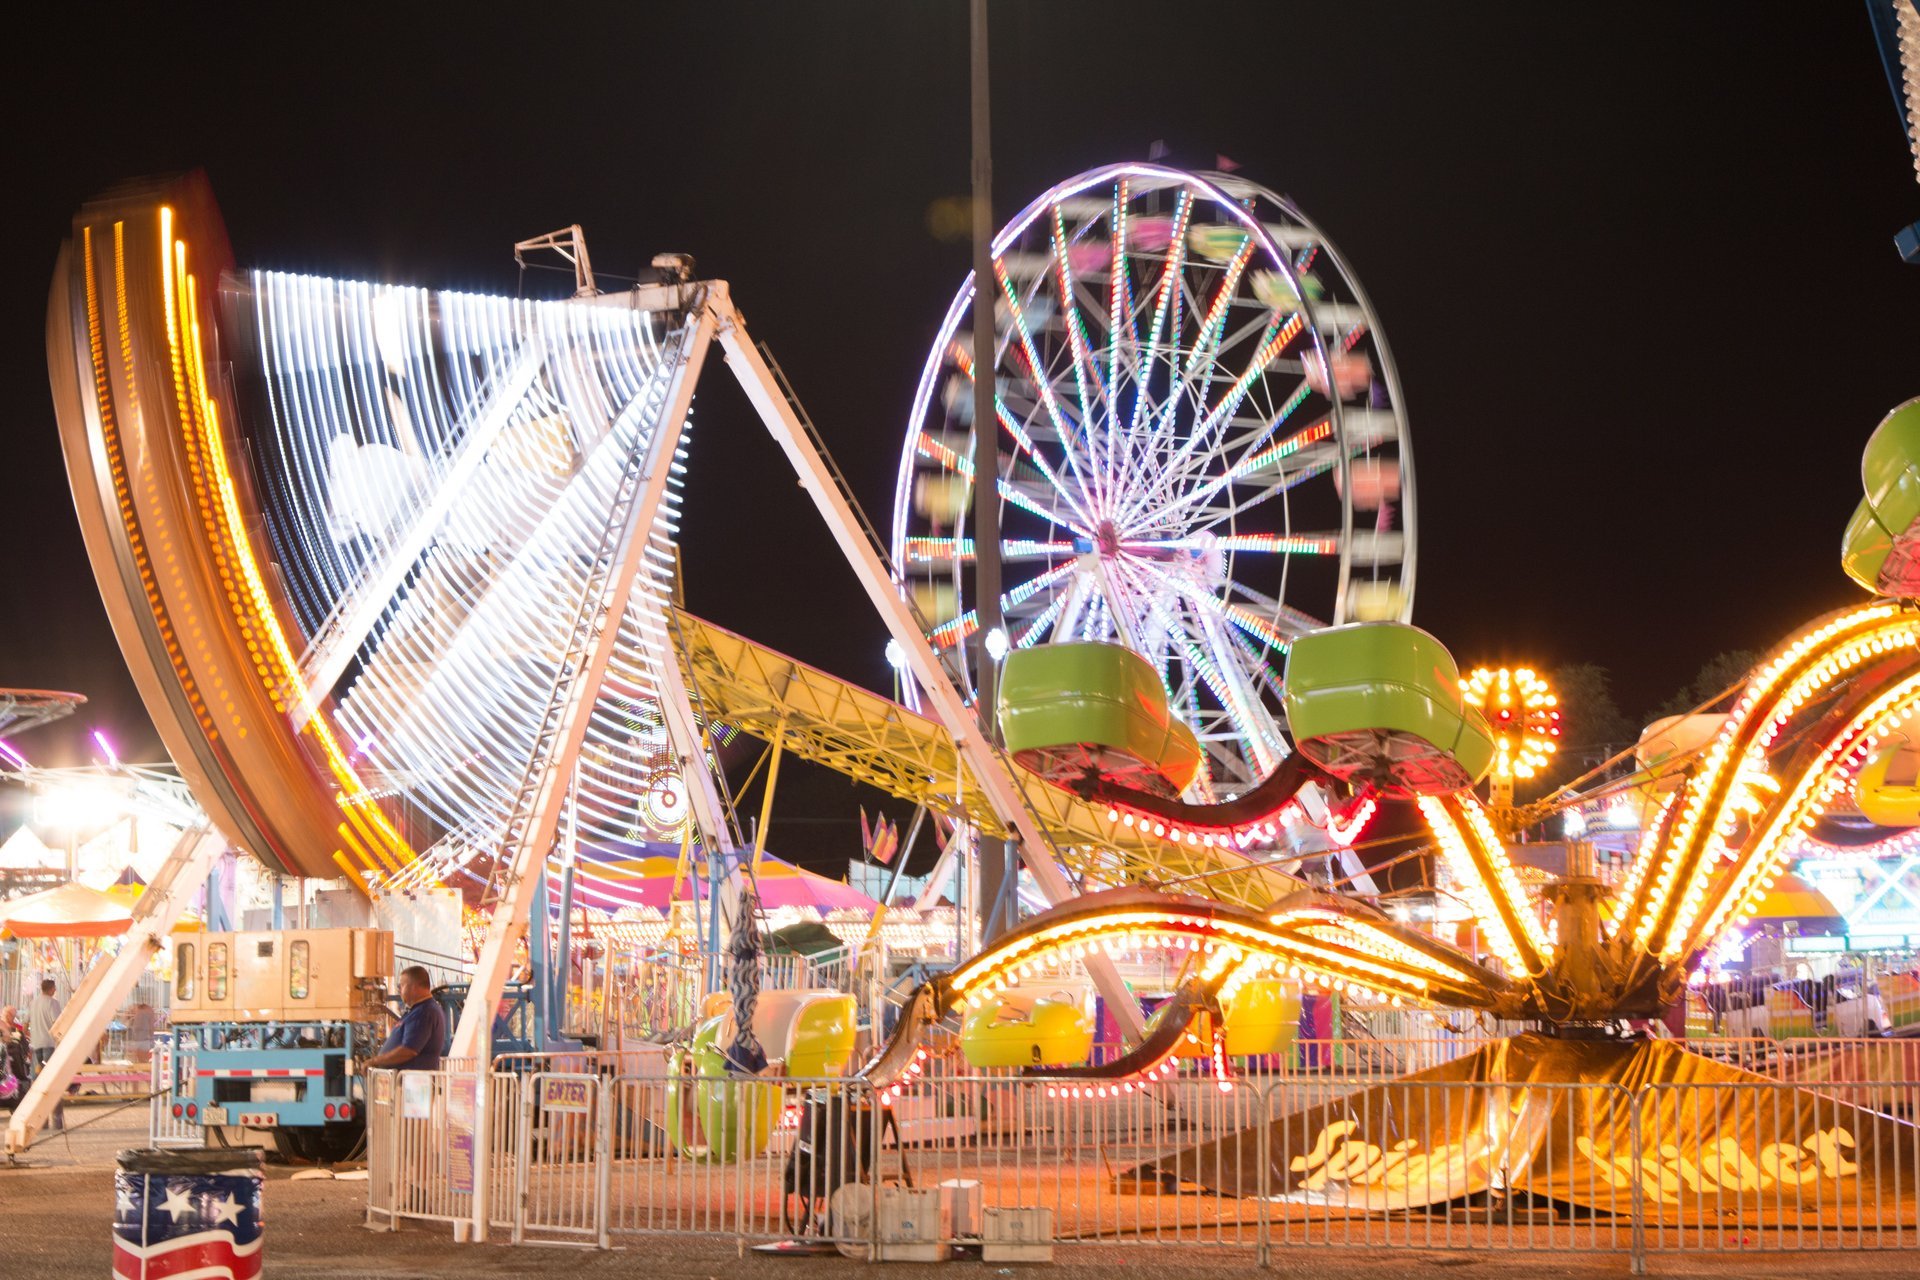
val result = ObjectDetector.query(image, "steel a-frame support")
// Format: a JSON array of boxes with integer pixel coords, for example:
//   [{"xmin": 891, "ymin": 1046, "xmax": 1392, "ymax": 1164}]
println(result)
[
  {"xmin": 448, "ymin": 299, "xmax": 721, "ymax": 1243},
  {"xmin": 449, "ymin": 298, "xmax": 720, "ymax": 1063},
  {"xmin": 706, "ymin": 287, "xmax": 1146, "ymax": 1041},
  {"xmin": 6, "ymin": 825, "xmax": 224, "ymax": 1154}
]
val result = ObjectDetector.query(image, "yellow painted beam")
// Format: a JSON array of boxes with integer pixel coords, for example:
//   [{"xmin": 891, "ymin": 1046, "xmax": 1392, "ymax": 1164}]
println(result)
[{"xmin": 671, "ymin": 609, "xmax": 1300, "ymax": 910}]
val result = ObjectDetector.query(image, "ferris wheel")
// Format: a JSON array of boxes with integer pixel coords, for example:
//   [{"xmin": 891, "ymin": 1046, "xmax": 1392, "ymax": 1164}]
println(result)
[{"xmin": 892, "ymin": 163, "xmax": 1416, "ymax": 798}]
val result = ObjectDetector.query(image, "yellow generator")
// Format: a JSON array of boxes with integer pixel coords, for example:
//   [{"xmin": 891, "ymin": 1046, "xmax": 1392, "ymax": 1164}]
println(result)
[{"xmin": 168, "ymin": 928, "xmax": 394, "ymax": 1160}]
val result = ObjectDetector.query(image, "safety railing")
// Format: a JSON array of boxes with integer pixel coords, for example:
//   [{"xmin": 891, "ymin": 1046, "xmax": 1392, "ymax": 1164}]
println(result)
[
  {"xmin": 366, "ymin": 1060, "xmax": 1920, "ymax": 1268},
  {"xmin": 1635, "ymin": 1079, "xmax": 1920, "ymax": 1255},
  {"xmin": 366, "ymin": 1065, "xmax": 518, "ymax": 1235}
]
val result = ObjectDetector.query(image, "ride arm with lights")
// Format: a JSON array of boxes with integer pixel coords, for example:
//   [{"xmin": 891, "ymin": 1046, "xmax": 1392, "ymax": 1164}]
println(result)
[
  {"xmin": 1086, "ymin": 751, "xmax": 1353, "ymax": 850},
  {"xmin": 857, "ymin": 884, "xmax": 1521, "ymax": 1092}
]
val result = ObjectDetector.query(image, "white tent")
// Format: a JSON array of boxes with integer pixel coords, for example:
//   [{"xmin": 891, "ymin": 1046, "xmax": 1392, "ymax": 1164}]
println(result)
[
  {"xmin": 0, "ymin": 824, "xmax": 59, "ymax": 872},
  {"xmin": 74, "ymin": 816, "xmax": 183, "ymax": 885}
]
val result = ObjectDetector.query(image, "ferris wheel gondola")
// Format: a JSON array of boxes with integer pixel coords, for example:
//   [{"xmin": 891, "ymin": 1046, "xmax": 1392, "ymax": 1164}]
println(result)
[{"xmin": 893, "ymin": 163, "xmax": 1416, "ymax": 800}]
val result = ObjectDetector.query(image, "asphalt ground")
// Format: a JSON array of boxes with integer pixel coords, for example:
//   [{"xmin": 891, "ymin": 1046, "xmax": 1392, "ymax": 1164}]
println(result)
[{"xmin": 7, "ymin": 1102, "xmax": 1919, "ymax": 1279}]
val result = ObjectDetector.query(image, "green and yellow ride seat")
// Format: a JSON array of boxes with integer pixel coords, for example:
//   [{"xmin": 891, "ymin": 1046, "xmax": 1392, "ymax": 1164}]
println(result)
[
  {"xmin": 1282, "ymin": 622, "xmax": 1494, "ymax": 796},
  {"xmin": 960, "ymin": 992, "xmax": 1095, "ymax": 1069},
  {"xmin": 1843, "ymin": 397, "xmax": 1920, "ymax": 596},
  {"xmin": 998, "ymin": 642, "xmax": 1200, "ymax": 798}
]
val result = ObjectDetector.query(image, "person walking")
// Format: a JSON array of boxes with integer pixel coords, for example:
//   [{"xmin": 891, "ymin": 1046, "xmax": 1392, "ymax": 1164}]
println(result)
[
  {"xmin": 26, "ymin": 979, "xmax": 60, "ymax": 1077},
  {"xmin": 25, "ymin": 979, "xmax": 65, "ymax": 1129},
  {"xmin": 366, "ymin": 966, "xmax": 446, "ymax": 1073}
]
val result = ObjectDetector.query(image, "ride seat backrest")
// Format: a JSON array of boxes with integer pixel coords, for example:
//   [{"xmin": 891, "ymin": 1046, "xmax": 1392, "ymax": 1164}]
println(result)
[{"xmin": 751, "ymin": 990, "xmax": 818, "ymax": 1062}]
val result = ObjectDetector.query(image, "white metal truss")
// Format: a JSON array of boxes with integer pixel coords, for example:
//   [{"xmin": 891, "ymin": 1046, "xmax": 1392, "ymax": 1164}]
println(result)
[
  {"xmin": 449, "ymin": 298, "xmax": 720, "ymax": 1062},
  {"xmin": 5, "ymin": 825, "xmax": 224, "ymax": 1153}
]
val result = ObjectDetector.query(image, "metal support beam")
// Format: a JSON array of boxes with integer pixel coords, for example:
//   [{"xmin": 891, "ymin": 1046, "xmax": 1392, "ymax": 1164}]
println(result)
[
  {"xmin": 8, "ymin": 825, "xmax": 223, "ymax": 1153},
  {"xmin": 968, "ymin": 0, "xmax": 1014, "ymax": 947},
  {"xmin": 450, "ymin": 299, "xmax": 717, "ymax": 1065},
  {"xmin": 655, "ymin": 612, "xmax": 741, "ymax": 859},
  {"xmin": 748, "ymin": 724, "xmax": 786, "ymax": 876},
  {"xmin": 709, "ymin": 291, "xmax": 1145, "ymax": 1041}
]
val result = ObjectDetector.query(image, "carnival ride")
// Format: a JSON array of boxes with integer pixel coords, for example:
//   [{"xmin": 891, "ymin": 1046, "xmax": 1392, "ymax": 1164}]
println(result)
[
  {"xmin": 842, "ymin": 397, "xmax": 1920, "ymax": 1213},
  {"xmin": 23, "ymin": 152, "xmax": 1920, "ymax": 1231},
  {"xmin": 894, "ymin": 166, "xmax": 1412, "ymax": 840},
  {"xmin": 1868, "ymin": 0, "xmax": 1920, "ymax": 262}
]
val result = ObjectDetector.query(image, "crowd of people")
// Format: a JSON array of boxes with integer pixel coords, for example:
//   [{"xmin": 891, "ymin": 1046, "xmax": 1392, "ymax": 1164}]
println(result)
[{"xmin": 2, "ymin": 979, "xmax": 64, "ymax": 1124}]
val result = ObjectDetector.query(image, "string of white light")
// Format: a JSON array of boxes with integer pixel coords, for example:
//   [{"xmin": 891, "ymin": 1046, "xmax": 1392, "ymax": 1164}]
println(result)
[{"xmin": 233, "ymin": 271, "xmax": 702, "ymax": 901}]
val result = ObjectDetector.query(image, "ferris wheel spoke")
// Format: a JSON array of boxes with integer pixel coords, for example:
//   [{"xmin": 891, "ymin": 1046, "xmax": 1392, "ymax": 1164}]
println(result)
[
  {"xmin": 1225, "ymin": 579, "xmax": 1328, "ymax": 638},
  {"xmin": 1051, "ymin": 566, "xmax": 1094, "ymax": 645},
  {"xmin": 900, "ymin": 536, "xmax": 1078, "ymax": 566},
  {"xmin": 1012, "ymin": 591, "xmax": 1067, "ymax": 648},
  {"xmin": 1137, "ymin": 371, "xmax": 1319, "ymax": 535},
  {"xmin": 910, "ymin": 419, "xmax": 1089, "ymax": 542},
  {"xmin": 1090, "ymin": 556, "xmax": 1148, "ymax": 653},
  {"xmin": 1135, "ymin": 558, "xmax": 1293, "ymax": 733},
  {"xmin": 1115, "ymin": 243, "xmax": 1258, "ymax": 528},
  {"xmin": 924, "ymin": 558, "xmax": 1079, "ymax": 653},
  {"xmin": 1133, "ymin": 311, "xmax": 1307, "ymax": 529},
  {"xmin": 953, "ymin": 333, "xmax": 1099, "ymax": 529},
  {"xmin": 1133, "ymin": 582, "xmax": 1277, "ymax": 776},
  {"xmin": 1047, "ymin": 206, "xmax": 1115, "ymax": 473},
  {"xmin": 1191, "ymin": 435, "xmax": 1378, "ymax": 536},
  {"xmin": 1140, "ymin": 402, "xmax": 1327, "ymax": 535},
  {"xmin": 1109, "ymin": 195, "xmax": 1197, "ymax": 504},
  {"xmin": 1188, "ymin": 609, "xmax": 1286, "ymax": 774},
  {"xmin": 1104, "ymin": 178, "xmax": 1134, "ymax": 412}
]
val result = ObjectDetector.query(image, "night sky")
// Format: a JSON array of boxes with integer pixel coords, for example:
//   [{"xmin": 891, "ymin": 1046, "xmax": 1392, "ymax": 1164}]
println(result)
[{"xmin": 2, "ymin": 5, "xmax": 1916, "ymax": 871}]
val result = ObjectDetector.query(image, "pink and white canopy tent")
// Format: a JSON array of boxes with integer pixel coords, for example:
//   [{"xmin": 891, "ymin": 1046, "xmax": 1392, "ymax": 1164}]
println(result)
[{"xmin": 566, "ymin": 850, "xmax": 879, "ymax": 916}]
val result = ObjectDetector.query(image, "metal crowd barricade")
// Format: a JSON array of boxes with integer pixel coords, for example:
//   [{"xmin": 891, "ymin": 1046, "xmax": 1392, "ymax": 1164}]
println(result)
[
  {"xmin": 359, "ymin": 1052, "xmax": 1920, "ymax": 1266},
  {"xmin": 365, "ymin": 1070, "xmax": 398, "ymax": 1229},
  {"xmin": 1637, "ymin": 1079, "xmax": 1920, "ymax": 1258},
  {"xmin": 599, "ymin": 1069, "xmax": 871, "ymax": 1248},
  {"xmin": 514, "ymin": 1071, "xmax": 608, "ymax": 1246},
  {"xmin": 366, "ymin": 1064, "xmax": 504, "ymax": 1236}
]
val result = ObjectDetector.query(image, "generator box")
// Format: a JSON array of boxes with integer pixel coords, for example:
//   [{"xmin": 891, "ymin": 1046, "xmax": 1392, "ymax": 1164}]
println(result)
[
  {"xmin": 172, "ymin": 928, "xmax": 393, "ymax": 1023},
  {"xmin": 874, "ymin": 1186, "xmax": 950, "ymax": 1262},
  {"xmin": 981, "ymin": 1206, "xmax": 1054, "ymax": 1262}
]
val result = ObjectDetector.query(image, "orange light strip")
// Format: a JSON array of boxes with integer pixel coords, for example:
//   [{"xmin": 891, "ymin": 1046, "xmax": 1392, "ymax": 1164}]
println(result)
[
  {"xmin": 1628, "ymin": 606, "xmax": 1915, "ymax": 960},
  {"xmin": 944, "ymin": 904, "xmax": 1489, "ymax": 1012},
  {"xmin": 1417, "ymin": 793, "xmax": 1553, "ymax": 976},
  {"xmin": 156, "ymin": 208, "xmax": 420, "ymax": 887},
  {"xmin": 1680, "ymin": 668, "xmax": 1920, "ymax": 961}
]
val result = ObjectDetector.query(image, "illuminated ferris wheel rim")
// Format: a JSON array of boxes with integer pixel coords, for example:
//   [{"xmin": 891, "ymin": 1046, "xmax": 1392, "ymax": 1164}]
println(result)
[{"xmin": 891, "ymin": 161, "xmax": 1416, "ymax": 795}]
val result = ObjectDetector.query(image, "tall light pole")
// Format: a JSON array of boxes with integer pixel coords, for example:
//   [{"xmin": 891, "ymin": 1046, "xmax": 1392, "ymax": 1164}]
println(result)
[{"xmin": 969, "ymin": 0, "xmax": 1015, "ymax": 942}]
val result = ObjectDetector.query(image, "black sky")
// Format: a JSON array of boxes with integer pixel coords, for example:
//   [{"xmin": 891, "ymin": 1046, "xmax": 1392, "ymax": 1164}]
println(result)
[{"xmin": 2, "ymin": 4, "xmax": 1916, "ymax": 868}]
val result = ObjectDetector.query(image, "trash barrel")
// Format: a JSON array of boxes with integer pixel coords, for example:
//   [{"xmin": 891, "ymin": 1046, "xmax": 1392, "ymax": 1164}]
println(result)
[{"xmin": 114, "ymin": 1147, "xmax": 263, "ymax": 1279}]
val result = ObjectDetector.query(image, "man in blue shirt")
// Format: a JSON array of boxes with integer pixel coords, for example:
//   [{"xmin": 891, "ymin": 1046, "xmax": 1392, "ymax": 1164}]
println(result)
[{"xmin": 367, "ymin": 966, "xmax": 446, "ymax": 1073}]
